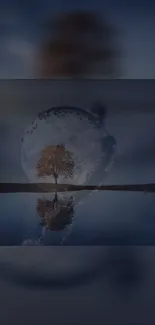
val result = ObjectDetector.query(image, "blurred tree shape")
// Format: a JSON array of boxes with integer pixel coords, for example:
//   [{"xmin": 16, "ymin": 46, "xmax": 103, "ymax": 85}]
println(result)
[
  {"xmin": 36, "ymin": 195, "xmax": 74, "ymax": 231},
  {"xmin": 36, "ymin": 144, "xmax": 74, "ymax": 184},
  {"xmin": 38, "ymin": 10, "xmax": 117, "ymax": 77}
]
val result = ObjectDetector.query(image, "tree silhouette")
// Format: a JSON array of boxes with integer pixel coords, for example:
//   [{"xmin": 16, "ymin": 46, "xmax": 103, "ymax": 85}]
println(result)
[
  {"xmin": 36, "ymin": 195, "xmax": 74, "ymax": 231},
  {"xmin": 39, "ymin": 10, "xmax": 117, "ymax": 77},
  {"xmin": 36, "ymin": 144, "xmax": 74, "ymax": 184}
]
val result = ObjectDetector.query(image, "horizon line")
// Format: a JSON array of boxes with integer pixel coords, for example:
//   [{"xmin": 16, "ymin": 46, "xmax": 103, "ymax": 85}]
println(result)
[{"xmin": 0, "ymin": 182, "xmax": 155, "ymax": 193}]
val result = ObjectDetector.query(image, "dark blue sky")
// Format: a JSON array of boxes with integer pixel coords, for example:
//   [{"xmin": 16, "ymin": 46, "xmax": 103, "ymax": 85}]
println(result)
[{"xmin": 0, "ymin": 0, "xmax": 154, "ymax": 77}]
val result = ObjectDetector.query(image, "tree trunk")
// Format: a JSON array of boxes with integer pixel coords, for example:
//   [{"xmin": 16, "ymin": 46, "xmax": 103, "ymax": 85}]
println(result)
[
  {"xmin": 53, "ymin": 192, "xmax": 58, "ymax": 210},
  {"xmin": 52, "ymin": 170, "xmax": 58, "ymax": 184}
]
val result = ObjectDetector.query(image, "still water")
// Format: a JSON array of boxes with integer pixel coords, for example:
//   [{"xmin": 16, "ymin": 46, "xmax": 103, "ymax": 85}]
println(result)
[{"xmin": 0, "ymin": 181, "xmax": 155, "ymax": 246}]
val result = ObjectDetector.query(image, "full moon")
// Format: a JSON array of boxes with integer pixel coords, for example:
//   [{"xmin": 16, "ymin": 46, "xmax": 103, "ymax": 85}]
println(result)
[{"xmin": 21, "ymin": 105, "xmax": 116, "ymax": 191}]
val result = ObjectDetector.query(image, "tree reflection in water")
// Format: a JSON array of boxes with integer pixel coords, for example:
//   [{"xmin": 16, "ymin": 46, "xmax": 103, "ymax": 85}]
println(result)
[{"xmin": 36, "ymin": 193, "xmax": 74, "ymax": 243}]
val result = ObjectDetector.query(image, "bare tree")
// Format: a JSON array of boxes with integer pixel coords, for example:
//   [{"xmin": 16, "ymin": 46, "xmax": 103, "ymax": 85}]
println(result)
[{"xmin": 36, "ymin": 144, "xmax": 74, "ymax": 184}]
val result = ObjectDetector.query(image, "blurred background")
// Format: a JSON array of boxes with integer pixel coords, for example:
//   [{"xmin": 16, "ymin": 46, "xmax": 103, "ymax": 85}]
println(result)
[
  {"xmin": 0, "ymin": 1, "xmax": 155, "ymax": 324},
  {"xmin": 0, "ymin": 0, "xmax": 154, "ymax": 78}
]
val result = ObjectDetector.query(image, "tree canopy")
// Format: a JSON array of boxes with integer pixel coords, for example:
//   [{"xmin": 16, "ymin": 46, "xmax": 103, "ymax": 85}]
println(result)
[{"xmin": 36, "ymin": 144, "xmax": 74, "ymax": 184}]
